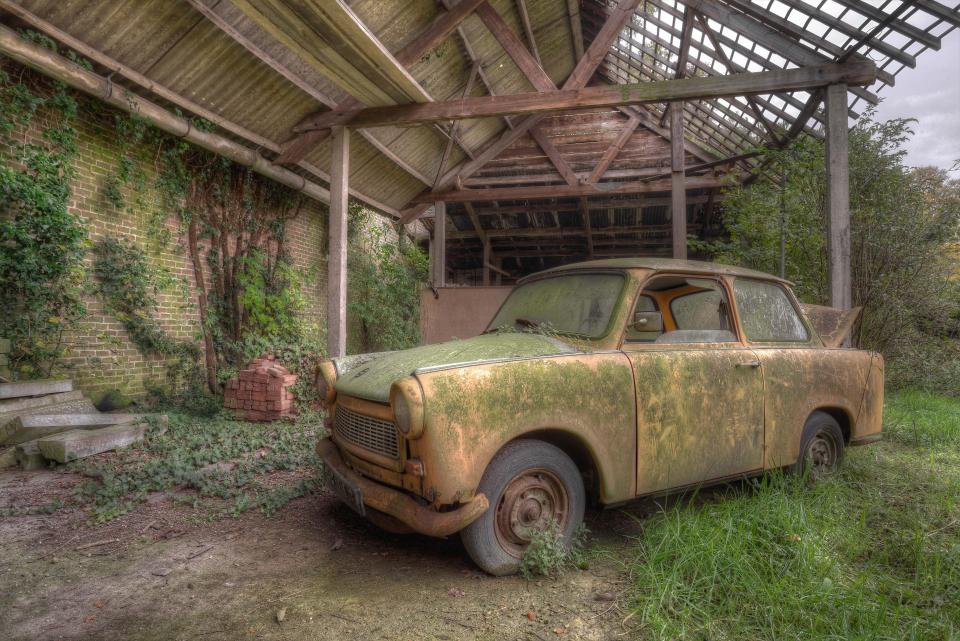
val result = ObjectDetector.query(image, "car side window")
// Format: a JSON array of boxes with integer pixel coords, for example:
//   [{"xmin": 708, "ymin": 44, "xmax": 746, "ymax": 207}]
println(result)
[
  {"xmin": 625, "ymin": 295, "xmax": 661, "ymax": 342},
  {"xmin": 647, "ymin": 276, "xmax": 737, "ymax": 344},
  {"xmin": 733, "ymin": 279, "xmax": 809, "ymax": 342}
]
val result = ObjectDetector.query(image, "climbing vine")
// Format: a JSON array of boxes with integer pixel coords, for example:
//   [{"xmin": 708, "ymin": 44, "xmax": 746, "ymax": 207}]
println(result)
[
  {"xmin": 0, "ymin": 55, "xmax": 87, "ymax": 379},
  {"xmin": 348, "ymin": 204, "xmax": 429, "ymax": 352}
]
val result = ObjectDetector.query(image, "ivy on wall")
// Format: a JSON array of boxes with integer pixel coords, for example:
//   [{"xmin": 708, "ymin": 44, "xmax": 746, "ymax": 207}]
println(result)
[
  {"xmin": 348, "ymin": 203, "xmax": 428, "ymax": 352},
  {"xmin": 0, "ymin": 53, "xmax": 87, "ymax": 379}
]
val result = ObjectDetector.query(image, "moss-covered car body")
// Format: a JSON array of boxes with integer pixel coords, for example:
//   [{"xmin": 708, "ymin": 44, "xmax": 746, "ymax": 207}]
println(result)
[{"xmin": 316, "ymin": 258, "xmax": 884, "ymax": 538}]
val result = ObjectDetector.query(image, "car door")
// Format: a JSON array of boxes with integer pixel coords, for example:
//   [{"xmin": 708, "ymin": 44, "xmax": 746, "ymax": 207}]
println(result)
[{"xmin": 622, "ymin": 275, "xmax": 765, "ymax": 495}]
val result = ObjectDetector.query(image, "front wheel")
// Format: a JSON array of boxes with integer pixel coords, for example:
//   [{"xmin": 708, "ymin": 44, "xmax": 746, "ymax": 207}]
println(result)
[
  {"xmin": 460, "ymin": 439, "xmax": 585, "ymax": 576},
  {"xmin": 793, "ymin": 411, "xmax": 845, "ymax": 479}
]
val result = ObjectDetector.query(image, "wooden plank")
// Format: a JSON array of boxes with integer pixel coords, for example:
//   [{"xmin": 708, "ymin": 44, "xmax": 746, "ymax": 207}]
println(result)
[
  {"xmin": 475, "ymin": 2, "xmax": 554, "ymax": 93},
  {"xmin": 328, "ymin": 126, "xmax": 349, "ymax": 358},
  {"xmin": 579, "ymin": 198, "xmax": 595, "ymax": 258},
  {"xmin": 415, "ymin": 176, "xmax": 725, "ymax": 203},
  {"xmin": 37, "ymin": 423, "xmax": 151, "ymax": 463},
  {"xmin": 1, "ymin": 413, "xmax": 142, "ymax": 446},
  {"xmin": 394, "ymin": 0, "xmax": 487, "ymax": 66},
  {"xmin": 825, "ymin": 84, "xmax": 851, "ymax": 311},
  {"xmin": 585, "ymin": 114, "xmax": 641, "ymax": 184},
  {"xmin": 514, "ymin": 0, "xmax": 541, "ymax": 65},
  {"xmin": 566, "ymin": 0, "xmax": 585, "ymax": 60},
  {"xmin": 529, "ymin": 126, "xmax": 578, "ymax": 187},
  {"xmin": 670, "ymin": 103, "xmax": 686, "ymax": 260},
  {"xmin": 433, "ymin": 201, "xmax": 447, "ymax": 286},
  {"xmin": 296, "ymin": 60, "xmax": 877, "ymax": 130},
  {"xmin": 0, "ymin": 379, "xmax": 72, "ymax": 400}
]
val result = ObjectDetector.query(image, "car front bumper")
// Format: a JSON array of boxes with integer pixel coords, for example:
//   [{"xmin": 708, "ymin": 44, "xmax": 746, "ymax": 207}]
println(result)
[{"xmin": 316, "ymin": 438, "xmax": 489, "ymax": 537}]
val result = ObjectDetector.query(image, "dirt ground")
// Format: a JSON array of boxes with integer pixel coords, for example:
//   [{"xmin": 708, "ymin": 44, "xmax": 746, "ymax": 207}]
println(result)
[{"xmin": 0, "ymin": 467, "xmax": 664, "ymax": 641}]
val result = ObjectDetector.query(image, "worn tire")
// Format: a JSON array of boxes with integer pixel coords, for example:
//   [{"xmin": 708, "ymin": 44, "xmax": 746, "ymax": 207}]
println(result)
[
  {"xmin": 792, "ymin": 411, "xmax": 845, "ymax": 479},
  {"xmin": 461, "ymin": 439, "xmax": 585, "ymax": 576}
]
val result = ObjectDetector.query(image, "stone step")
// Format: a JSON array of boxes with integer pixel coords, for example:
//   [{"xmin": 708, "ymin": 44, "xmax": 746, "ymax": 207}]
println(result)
[
  {"xmin": 0, "ymin": 413, "xmax": 143, "ymax": 445},
  {"xmin": 37, "ymin": 422, "xmax": 151, "ymax": 463},
  {"xmin": 0, "ymin": 395, "xmax": 98, "ymax": 432},
  {"xmin": 15, "ymin": 441, "xmax": 46, "ymax": 471},
  {"xmin": 0, "ymin": 379, "xmax": 73, "ymax": 400},
  {"xmin": 0, "ymin": 390, "xmax": 85, "ymax": 418},
  {"xmin": 0, "ymin": 446, "xmax": 16, "ymax": 469}
]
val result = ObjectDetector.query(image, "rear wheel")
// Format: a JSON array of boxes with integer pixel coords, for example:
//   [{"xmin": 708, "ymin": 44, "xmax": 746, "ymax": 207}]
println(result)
[
  {"xmin": 461, "ymin": 440, "xmax": 585, "ymax": 576},
  {"xmin": 793, "ymin": 411, "xmax": 845, "ymax": 479}
]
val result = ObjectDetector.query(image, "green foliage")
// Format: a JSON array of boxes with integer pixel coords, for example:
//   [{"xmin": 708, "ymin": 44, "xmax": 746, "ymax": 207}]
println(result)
[
  {"xmin": 520, "ymin": 521, "xmax": 590, "ymax": 579},
  {"xmin": 0, "ymin": 65, "xmax": 87, "ymax": 378},
  {"xmin": 625, "ymin": 419, "xmax": 960, "ymax": 641},
  {"xmin": 234, "ymin": 249, "xmax": 305, "ymax": 340},
  {"xmin": 348, "ymin": 205, "xmax": 429, "ymax": 352},
  {"xmin": 701, "ymin": 112, "xmax": 960, "ymax": 392},
  {"xmin": 884, "ymin": 389, "xmax": 960, "ymax": 448},
  {"xmin": 71, "ymin": 412, "xmax": 323, "ymax": 524}
]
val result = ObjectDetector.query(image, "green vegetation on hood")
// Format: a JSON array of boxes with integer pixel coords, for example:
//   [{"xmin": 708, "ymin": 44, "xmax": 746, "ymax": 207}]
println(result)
[{"xmin": 334, "ymin": 333, "xmax": 583, "ymax": 403}]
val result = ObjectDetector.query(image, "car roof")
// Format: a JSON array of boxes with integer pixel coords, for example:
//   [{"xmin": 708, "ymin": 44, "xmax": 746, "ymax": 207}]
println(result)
[{"xmin": 522, "ymin": 257, "xmax": 792, "ymax": 285}]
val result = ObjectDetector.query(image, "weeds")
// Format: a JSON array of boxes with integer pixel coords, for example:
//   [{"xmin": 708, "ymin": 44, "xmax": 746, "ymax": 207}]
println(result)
[
  {"xmin": 520, "ymin": 521, "xmax": 590, "ymax": 579},
  {"xmin": 70, "ymin": 410, "xmax": 324, "ymax": 524}
]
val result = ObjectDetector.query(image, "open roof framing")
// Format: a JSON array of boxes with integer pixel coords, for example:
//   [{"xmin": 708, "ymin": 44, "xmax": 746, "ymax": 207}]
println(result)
[{"xmin": 0, "ymin": 0, "xmax": 956, "ymax": 286}]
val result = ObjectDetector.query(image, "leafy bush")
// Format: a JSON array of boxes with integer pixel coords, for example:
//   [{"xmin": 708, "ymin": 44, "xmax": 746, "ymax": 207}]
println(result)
[
  {"xmin": 701, "ymin": 113, "xmax": 960, "ymax": 392},
  {"xmin": 348, "ymin": 205, "xmax": 429, "ymax": 352}
]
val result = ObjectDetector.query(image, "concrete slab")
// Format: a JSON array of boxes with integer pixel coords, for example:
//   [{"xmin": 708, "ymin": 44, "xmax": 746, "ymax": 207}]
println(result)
[
  {"xmin": 37, "ymin": 422, "xmax": 150, "ymax": 463},
  {"xmin": 0, "ymin": 446, "xmax": 16, "ymax": 468},
  {"xmin": 15, "ymin": 441, "xmax": 46, "ymax": 471},
  {"xmin": 0, "ymin": 390, "xmax": 85, "ymax": 416},
  {"xmin": 0, "ymin": 379, "xmax": 73, "ymax": 400},
  {"xmin": 0, "ymin": 395, "xmax": 98, "ymax": 432},
  {"xmin": 0, "ymin": 413, "xmax": 142, "ymax": 445}
]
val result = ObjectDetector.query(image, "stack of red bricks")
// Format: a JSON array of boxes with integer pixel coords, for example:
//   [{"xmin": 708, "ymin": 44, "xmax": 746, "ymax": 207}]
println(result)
[{"xmin": 224, "ymin": 355, "xmax": 297, "ymax": 421}]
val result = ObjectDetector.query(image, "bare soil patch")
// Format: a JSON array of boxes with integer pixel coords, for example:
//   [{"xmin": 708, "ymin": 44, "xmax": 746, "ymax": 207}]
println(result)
[{"xmin": 0, "ymin": 467, "xmax": 656, "ymax": 641}]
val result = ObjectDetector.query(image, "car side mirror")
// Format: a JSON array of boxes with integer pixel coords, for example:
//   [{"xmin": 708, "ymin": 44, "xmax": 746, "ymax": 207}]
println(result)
[{"xmin": 633, "ymin": 311, "xmax": 663, "ymax": 332}]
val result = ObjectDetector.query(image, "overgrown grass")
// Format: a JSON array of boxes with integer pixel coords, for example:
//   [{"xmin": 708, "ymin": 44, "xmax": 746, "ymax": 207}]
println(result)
[
  {"xmin": 71, "ymin": 410, "xmax": 324, "ymax": 524},
  {"xmin": 625, "ymin": 391, "xmax": 960, "ymax": 640}
]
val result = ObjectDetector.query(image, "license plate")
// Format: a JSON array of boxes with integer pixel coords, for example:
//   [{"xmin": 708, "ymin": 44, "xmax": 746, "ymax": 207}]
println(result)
[{"xmin": 328, "ymin": 465, "xmax": 365, "ymax": 516}]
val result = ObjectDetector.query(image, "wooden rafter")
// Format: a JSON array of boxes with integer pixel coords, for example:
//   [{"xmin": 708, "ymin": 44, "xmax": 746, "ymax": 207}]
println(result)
[
  {"xmin": 586, "ymin": 113, "xmax": 642, "ymax": 184},
  {"xmin": 529, "ymin": 126, "xmax": 579, "ymax": 187},
  {"xmin": 264, "ymin": 0, "xmax": 486, "ymax": 164},
  {"xmin": 399, "ymin": 0, "xmax": 645, "ymax": 223},
  {"xmin": 410, "ymin": 176, "xmax": 727, "ymax": 204},
  {"xmin": 515, "ymin": 0, "xmax": 541, "ymax": 65},
  {"xmin": 294, "ymin": 60, "xmax": 876, "ymax": 131},
  {"xmin": 475, "ymin": 2, "xmax": 554, "ymax": 93}
]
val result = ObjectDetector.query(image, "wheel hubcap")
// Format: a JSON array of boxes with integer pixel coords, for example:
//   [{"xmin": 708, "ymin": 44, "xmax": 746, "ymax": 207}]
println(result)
[
  {"xmin": 494, "ymin": 469, "xmax": 568, "ymax": 558},
  {"xmin": 806, "ymin": 433, "xmax": 837, "ymax": 477}
]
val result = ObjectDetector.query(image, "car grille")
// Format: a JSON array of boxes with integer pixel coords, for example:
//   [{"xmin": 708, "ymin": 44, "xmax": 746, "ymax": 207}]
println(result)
[{"xmin": 335, "ymin": 405, "xmax": 400, "ymax": 460}]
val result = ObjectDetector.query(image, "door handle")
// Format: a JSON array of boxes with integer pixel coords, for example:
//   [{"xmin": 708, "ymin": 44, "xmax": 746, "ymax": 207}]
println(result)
[{"xmin": 736, "ymin": 360, "xmax": 761, "ymax": 368}]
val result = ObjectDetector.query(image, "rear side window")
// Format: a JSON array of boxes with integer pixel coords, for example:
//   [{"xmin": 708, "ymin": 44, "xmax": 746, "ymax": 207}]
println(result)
[{"xmin": 734, "ymin": 279, "xmax": 808, "ymax": 342}]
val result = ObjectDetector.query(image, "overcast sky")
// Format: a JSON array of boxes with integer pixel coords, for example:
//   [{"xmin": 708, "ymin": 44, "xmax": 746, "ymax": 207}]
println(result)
[{"xmin": 872, "ymin": 30, "xmax": 960, "ymax": 171}]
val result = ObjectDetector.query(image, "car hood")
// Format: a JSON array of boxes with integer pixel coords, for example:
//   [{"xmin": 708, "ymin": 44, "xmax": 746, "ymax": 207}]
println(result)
[{"xmin": 333, "ymin": 333, "xmax": 582, "ymax": 403}]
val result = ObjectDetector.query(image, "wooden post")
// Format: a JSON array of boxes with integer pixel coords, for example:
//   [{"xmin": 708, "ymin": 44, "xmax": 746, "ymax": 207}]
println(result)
[
  {"xmin": 482, "ymin": 239, "xmax": 491, "ymax": 286},
  {"xmin": 432, "ymin": 201, "xmax": 447, "ymax": 286},
  {"xmin": 825, "ymin": 84, "xmax": 851, "ymax": 310},
  {"xmin": 670, "ymin": 103, "xmax": 687, "ymax": 259},
  {"xmin": 328, "ymin": 126, "xmax": 349, "ymax": 358}
]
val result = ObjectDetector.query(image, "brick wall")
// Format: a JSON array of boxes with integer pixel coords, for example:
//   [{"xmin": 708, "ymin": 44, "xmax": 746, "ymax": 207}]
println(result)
[{"xmin": 1, "ymin": 72, "xmax": 331, "ymax": 401}]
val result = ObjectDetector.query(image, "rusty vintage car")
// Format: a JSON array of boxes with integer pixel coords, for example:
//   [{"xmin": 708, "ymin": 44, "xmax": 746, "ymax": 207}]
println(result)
[{"xmin": 315, "ymin": 258, "xmax": 884, "ymax": 575}]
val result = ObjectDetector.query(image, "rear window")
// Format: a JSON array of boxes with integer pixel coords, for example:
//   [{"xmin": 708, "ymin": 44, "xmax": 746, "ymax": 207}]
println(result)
[{"xmin": 734, "ymin": 279, "xmax": 808, "ymax": 342}]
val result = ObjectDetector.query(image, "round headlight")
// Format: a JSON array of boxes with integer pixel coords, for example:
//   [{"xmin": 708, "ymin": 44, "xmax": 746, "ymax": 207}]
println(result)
[
  {"xmin": 317, "ymin": 360, "xmax": 337, "ymax": 406},
  {"xmin": 390, "ymin": 377, "xmax": 425, "ymax": 440}
]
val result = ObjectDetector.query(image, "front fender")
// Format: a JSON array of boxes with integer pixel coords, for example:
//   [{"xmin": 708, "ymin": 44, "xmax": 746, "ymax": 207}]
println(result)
[{"xmin": 412, "ymin": 352, "xmax": 637, "ymax": 505}]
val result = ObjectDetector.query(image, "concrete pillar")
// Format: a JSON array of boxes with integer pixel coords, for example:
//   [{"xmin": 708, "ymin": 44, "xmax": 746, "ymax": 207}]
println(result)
[
  {"xmin": 670, "ymin": 102, "xmax": 687, "ymax": 259},
  {"xmin": 432, "ymin": 201, "xmax": 446, "ymax": 287},
  {"xmin": 327, "ymin": 126, "xmax": 349, "ymax": 357},
  {"xmin": 825, "ymin": 84, "xmax": 851, "ymax": 310}
]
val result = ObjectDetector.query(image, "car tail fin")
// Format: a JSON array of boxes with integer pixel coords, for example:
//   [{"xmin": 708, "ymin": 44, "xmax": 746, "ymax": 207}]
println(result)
[{"xmin": 800, "ymin": 304, "xmax": 862, "ymax": 348}]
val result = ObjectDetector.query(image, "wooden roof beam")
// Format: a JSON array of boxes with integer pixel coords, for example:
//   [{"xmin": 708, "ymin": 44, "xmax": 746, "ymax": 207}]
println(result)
[
  {"xmin": 297, "ymin": 60, "xmax": 876, "ymax": 130},
  {"xmin": 398, "ymin": 0, "xmax": 645, "ymax": 223},
  {"xmin": 585, "ymin": 113, "xmax": 642, "ymax": 184},
  {"xmin": 259, "ymin": 0, "xmax": 485, "ymax": 164},
  {"xmin": 411, "ymin": 176, "xmax": 729, "ymax": 204},
  {"xmin": 529, "ymin": 126, "xmax": 579, "ymax": 187},
  {"xmin": 829, "ymin": 0, "xmax": 942, "ymax": 49},
  {"xmin": 914, "ymin": 0, "xmax": 960, "ymax": 28},
  {"xmin": 475, "ymin": 1, "xmax": 555, "ymax": 93}
]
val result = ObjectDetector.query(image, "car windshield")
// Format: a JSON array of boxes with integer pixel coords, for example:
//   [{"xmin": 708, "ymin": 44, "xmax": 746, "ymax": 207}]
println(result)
[{"xmin": 487, "ymin": 273, "xmax": 625, "ymax": 338}]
